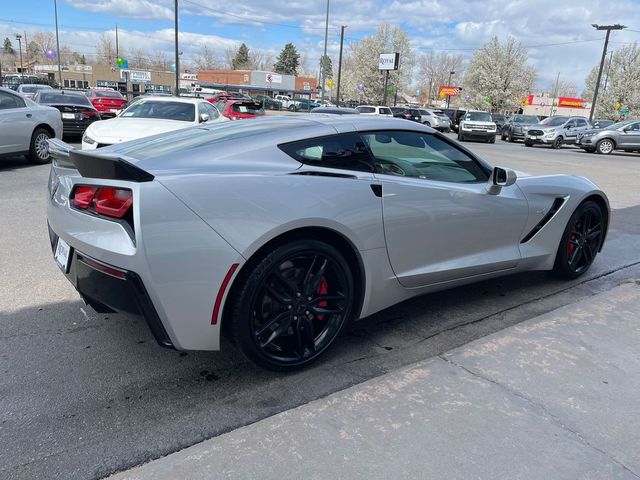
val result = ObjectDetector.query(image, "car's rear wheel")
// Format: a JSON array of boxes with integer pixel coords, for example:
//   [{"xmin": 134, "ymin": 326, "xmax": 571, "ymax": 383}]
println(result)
[
  {"xmin": 27, "ymin": 128, "xmax": 52, "ymax": 164},
  {"xmin": 230, "ymin": 240, "xmax": 354, "ymax": 371},
  {"xmin": 525, "ymin": 140, "xmax": 533, "ymax": 147},
  {"xmin": 596, "ymin": 139, "xmax": 614, "ymax": 155},
  {"xmin": 553, "ymin": 201, "xmax": 604, "ymax": 279}
]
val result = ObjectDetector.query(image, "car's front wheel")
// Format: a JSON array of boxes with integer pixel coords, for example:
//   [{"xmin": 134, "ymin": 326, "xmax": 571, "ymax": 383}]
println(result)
[
  {"xmin": 595, "ymin": 139, "xmax": 614, "ymax": 154},
  {"xmin": 551, "ymin": 137, "xmax": 563, "ymax": 149},
  {"xmin": 553, "ymin": 200, "xmax": 605, "ymax": 279},
  {"xmin": 27, "ymin": 128, "xmax": 52, "ymax": 164},
  {"xmin": 230, "ymin": 239, "xmax": 354, "ymax": 371}
]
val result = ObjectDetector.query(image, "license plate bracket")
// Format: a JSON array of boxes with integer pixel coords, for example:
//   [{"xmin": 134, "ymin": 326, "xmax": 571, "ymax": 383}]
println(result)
[{"xmin": 54, "ymin": 237, "xmax": 72, "ymax": 273}]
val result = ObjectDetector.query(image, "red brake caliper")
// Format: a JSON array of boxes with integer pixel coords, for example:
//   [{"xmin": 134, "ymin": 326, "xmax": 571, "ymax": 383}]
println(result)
[
  {"xmin": 567, "ymin": 228, "xmax": 577, "ymax": 257},
  {"xmin": 316, "ymin": 278, "xmax": 329, "ymax": 321}
]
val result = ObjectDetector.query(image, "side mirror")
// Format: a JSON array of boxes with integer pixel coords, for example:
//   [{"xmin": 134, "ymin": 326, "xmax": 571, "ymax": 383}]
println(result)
[
  {"xmin": 199, "ymin": 113, "xmax": 210, "ymax": 123},
  {"xmin": 487, "ymin": 166, "xmax": 517, "ymax": 194}
]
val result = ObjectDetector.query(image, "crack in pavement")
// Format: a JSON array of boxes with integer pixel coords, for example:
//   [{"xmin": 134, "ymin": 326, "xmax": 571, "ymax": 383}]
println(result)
[{"xmin": 438, "ymin": 354, "xmax": 640, "ymax": 479}]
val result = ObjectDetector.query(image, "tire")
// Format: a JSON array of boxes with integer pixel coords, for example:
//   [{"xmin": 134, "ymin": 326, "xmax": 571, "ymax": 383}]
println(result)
[
  {"xmin": 501, "ymin": 131, "xmax": 507, "ymax": 141},
  {"xmin": 489, "ymin": 136, "xmax": 496, "ymax": 144},
  {"xmin": 425, "ymin": 122, "xmax": 431, "ymax": 127},
  {"xmin": 27, "ymin": 128, "xmax": 52, "ymax": 164},
  {"xmin": 553, "ymin": 201, "xmax": 605, "ymax": 279},
  {"xmin": 595, "ymin": 138, "xmax": 614, "ymax": 155},
  {"xmin": 582, "ymin": 148, "xmax": 596, "ymax": 153},
  {"xmin": 508, "ymin": 132, "xmax": 515, "ymax": 143},
  {"xmin": 288, "ymin": 105, "xmax": 296, "ymax": 112},
  {"xmin": 229, "ymin": 239, "xmax": 354, "ymax": 371},
  {"xmin": 524, "ymin": 140, "xmax": 533, "ymax": 147},
  {"xmin": 551, "ymin": 137, "xmax": 563, "ymax": 149}
]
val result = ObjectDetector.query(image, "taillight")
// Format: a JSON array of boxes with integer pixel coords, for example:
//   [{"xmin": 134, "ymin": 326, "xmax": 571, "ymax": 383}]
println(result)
[
  {"xmin": 73, "ymin": 186, "xmax": 98, "ymax": 209},
  {"xmin": 72, "ymin": 185, "xmax": 133, "ymax": 219},
  {"xmin": 94, "ymin": 187, "xmax": 133, "ymax": 218},
  {"xmin": 82, "ymin": 110, "xmax": 99, "ymax": 119}
]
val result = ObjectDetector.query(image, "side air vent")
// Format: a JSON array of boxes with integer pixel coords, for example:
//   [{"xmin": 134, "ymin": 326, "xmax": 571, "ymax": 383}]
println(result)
[{"xmin": 520, "ymin": 197, "xmax": 566, "ymax": 243}]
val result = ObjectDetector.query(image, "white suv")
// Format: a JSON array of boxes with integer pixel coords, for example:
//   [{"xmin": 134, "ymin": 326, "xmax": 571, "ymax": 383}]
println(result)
[
  {"xmin": 457, "ymin": 110, "xmax": 497, "ymax": 143},
  {"xmin": 356, "ymin": 105, "xmax": 393, "ymax": 117}
]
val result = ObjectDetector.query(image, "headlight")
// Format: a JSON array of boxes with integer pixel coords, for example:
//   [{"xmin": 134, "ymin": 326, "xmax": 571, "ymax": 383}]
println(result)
[
  {"xmin": 82, "ymin": 133, "xmax": 96, "ymax": 145},
  {"xmin": 543, "ymin": 128, "xmax": 555, "ymax": 134},
  {"xmin": 522, "ymin": 126, "xmax": 529, "ymax": 131}
]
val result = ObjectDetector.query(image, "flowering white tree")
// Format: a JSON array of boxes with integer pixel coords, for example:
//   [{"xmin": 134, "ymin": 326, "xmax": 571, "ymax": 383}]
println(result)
[
  {"xmin": 341, "ymin": 24, "xmax": 415, "ymax": 104},
  {"xmin": 462, "ymin": 37, "xmax": 536, "ymax": 111},
  {"xmin": 583, "ymin": 42, "xmax": 640, "ymax": 119}
]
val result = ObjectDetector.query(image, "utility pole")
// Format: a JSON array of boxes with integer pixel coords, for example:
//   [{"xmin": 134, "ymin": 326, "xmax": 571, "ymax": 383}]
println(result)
[
  {"xmin": 382, "ymin": 70, "xmax": 390, "ymax": 105},
  {"xmin": 589, "ymin": 23, "xmax": 626, "ymax": 122},
  {"xmin": 54, "ymin": 0, "xmax": 63, "ymax": 87},
  {"xmin": 174, "ymin": 0, "xmax": 180, "ymax": 96},
  {"xmin": 115, "ymin": 24, "xmax": 119, "ymax": 60},
  {"xmin": 335, "ymin": 25, "xmax": 345, "ymax": 107},
  {"xmin": 603, "ymin": 50, "xmax": 614, "ymax": 91},
  {"xmin": 320, "ymin": 0, "xmax": 329, "ymax": 103},
  {"xmin": 15, "ymin": 34, "xmax": 23, "ymax": 81},
  {"xmin": 551, "ymin": 71, "xmax": 560, "ymax": 116},
  {"xmin": 446, "ymin": 71, "xmax": 454, "ymax": 108}
]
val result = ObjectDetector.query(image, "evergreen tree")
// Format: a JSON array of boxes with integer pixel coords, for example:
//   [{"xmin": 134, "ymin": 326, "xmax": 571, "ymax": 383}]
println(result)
[
  {"xmin": 273, "ymin": 43, "xmax": 300, "ymax": 75},
  {"xmin": 231, "ymin": 43, "xmax": 250, "ymax": 70},
  {"xmin": 3, "ymin": 37, "xmax": 15, "ymax": 55},
  {"xmin": 321, "ymin": 55, "xmax": 333, "ymax": 79}
]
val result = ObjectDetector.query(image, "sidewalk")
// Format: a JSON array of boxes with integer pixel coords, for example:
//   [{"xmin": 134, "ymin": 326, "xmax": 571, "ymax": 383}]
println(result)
[{"xmin": 109, "ymin": 281, "xmax": 640, "ymax": 480}]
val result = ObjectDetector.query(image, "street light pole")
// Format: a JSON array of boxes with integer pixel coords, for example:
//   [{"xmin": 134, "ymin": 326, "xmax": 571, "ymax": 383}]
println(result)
[
  {"xmin": 335, "ymin": 25, "xmax": 345, "ymax": 106},
  {"xmin": 15, "ymin": 34, "xmax": 23, "ymax": 81},
  {"xmin": 446, "ymin": 71, "xmax": 454, "ymax": 108},
  {"xmin": 320, "ymin": 0, "xmax": 329, "ymax": 103},
  {"xmin": 174, "ymin": 0, "xmax": 180, "ymax": 96},
  {"xmin": 589, "ymin": 23, "xmax": 626, "ymax": 122},
  {"xmin": 54, "ymin": 0, "xmax": 63, "ymax": 87}
]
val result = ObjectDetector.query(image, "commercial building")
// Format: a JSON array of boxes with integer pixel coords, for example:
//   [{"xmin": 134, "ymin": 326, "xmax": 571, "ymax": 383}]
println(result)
[
  {"xmin": 196, "ymin": 69, "xmax": 319, "ymax": 97},
  {"xmin": 522, "ymin": 93, "xmax": 592, "ymax": 118}
]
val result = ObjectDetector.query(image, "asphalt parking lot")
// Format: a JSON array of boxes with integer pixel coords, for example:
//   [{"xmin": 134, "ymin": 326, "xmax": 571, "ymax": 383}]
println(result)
[{"xmin": 1, "ymin": 136, "xmax": 640, "ymax": 480}]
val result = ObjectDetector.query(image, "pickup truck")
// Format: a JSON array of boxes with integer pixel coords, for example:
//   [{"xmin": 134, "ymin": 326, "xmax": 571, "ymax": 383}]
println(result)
[{"xmin": 274, "ymin": 95, "xmax": 301, "ymax": 110}]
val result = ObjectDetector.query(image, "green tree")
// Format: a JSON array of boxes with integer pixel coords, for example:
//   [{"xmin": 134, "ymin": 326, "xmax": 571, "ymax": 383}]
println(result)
[
  {"xmin": 273, "ymin": 43, "xmax": 300, "ymax": 75},
  {"xmin": 232, "ymin": 43, "xmax": 250, "ymax": 70},
  {"xmin": 3, "ymin": 37, "xmax": 15, "ymax": 55},
  {"xmin": 321, "ymin": 55, "xmax": 333, "ymax": 79}
]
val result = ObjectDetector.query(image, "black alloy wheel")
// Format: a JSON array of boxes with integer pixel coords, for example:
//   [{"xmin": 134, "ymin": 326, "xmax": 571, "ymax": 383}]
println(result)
[
  {"xmin": 553, "ymin": 201, "xmax": 604, "ymax": 279},
  {"xmin": 231, "ymin": 240, "xmax": 354, "ymax": 370},
  {"xmin": 552, "ymin": 136, "xmax": 564, "ymax": 149}
]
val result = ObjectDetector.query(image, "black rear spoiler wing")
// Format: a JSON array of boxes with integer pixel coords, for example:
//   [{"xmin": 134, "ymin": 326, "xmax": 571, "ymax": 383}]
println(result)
[{"xmin": 47, "ymin": 138, "xmax": 154, "ymax": 182}]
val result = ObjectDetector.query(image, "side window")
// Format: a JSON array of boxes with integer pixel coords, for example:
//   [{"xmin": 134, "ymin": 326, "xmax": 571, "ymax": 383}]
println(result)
[
  {"xmin": 200, "ymin": 102, "xmax": 219, "ymax": 119},
  {"xmin": 576, "ymin": 119, "xmax": 587, "ymax": 127},
  {"xmin": 0, "ymin": 91, "xmax": 26, "ymax": 109},
  {"xmin": 566, "ymin": 120, "xmax": 578, "ymax": 128},
  {"xmin": 628, "ymin": 122, "xmax": 640, "ymax": 132},
  {"xmin": 279, "ymin": 133, "xmax": 375, "ymax": 172},
  {"xmin": 361, "ymin": 130, "xmax": 489, "ymax": 183}
]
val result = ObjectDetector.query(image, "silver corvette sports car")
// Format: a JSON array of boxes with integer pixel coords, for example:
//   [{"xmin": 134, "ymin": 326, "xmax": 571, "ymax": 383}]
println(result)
[{"xmin": 47, "ymin": 115, "xmax": 609, "ymax": 370}]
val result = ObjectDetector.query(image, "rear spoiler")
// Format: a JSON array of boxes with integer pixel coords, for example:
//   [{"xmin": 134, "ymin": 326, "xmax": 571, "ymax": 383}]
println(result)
[{"xmin": 47, "ymin": 138, "xmax": 154, "ymax": 182}]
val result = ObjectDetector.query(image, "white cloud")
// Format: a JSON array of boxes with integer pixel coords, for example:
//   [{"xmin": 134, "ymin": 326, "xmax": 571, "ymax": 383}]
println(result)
[{"xmin": 64, "ymin": 0, "xmax": 174, "ymax": 21}]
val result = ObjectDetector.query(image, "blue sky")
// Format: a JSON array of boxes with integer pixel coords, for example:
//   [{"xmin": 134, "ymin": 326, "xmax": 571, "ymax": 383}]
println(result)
[{"xmin": 2, "ymin": 0, "xmax": 640, "ymax": 91}]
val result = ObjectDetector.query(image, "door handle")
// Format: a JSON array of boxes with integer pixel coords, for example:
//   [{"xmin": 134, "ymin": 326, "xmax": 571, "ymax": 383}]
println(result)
[{"xmin": 26, "ymin": 113, "xmax": 32, "ymax": 118}]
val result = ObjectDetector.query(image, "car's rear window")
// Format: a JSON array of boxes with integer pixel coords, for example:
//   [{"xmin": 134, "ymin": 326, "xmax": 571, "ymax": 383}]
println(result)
[
  {"xmin": 357, "ymin": 106, "xmax": 375, "ymax": 113},
  {"xmin": 231, "ymin": 102, "xmax": 265, "ymax": 115},
  {"xmin": 379, "ymin": 107, "xmax": 392, "ymax": 115},
  {"xmin": 121, "ymin": 100, "xmax": 195, "ymax": 122},
  {"xmin": 37, "ymin": 92, "xmax": 92, "ymax": 106},
  {"xmin": 94, "ymin": 90, "xmax": 124, "ymax": 99}
]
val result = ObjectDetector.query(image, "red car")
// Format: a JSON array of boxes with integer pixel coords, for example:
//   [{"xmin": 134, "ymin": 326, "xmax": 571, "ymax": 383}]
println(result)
[
  {"xmin": 217, "ymin": 100, "xmax": 265, "ymax": 120},
  {"xmin": 206, "ymin": 92, "xmax": 248, "ymax": 104},
  {"xmin": 85, "ymin": 88, "xmax": 128, "ymax": 118}
]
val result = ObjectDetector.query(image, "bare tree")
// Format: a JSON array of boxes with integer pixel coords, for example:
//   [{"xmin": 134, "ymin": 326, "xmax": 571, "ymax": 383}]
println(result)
[
  {"xmin": 97, "ymin": 34, "xmax": 119, "ymax": 65},
  {"xmin": 192, "ymin": 45, "xmax": 221, "ymax": 71},
  {"xmin": 149, "ymin": 50, "xmax": 170, "ymax": 71},
  {"xmin": 129, "ymin": 47, "xmax": 151, "ymax": 69},
  {"xmin": 550, "ymin": 78, "xmax": 577, "ymax": 98},
  {"xmin": 418, "ymin": 51, "xmax": 464, "ymax": 103}
]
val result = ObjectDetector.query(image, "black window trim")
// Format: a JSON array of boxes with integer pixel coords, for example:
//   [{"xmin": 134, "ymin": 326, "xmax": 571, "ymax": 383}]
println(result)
[{"xmin": 359, "ymin": 128, "xmax": 492, "ymax": 184}]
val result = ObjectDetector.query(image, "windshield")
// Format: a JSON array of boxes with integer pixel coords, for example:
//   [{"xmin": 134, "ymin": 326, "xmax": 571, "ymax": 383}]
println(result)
[
  {"xmin": 37, "ymin": 92, "xmax": 92, "ymax": 106},
  {"xmin": 95, "ymin": 90, "xmax": 123, "ymax": 99},
  {"xmin": 541, "ymin": 116, "xmax": 570, "ymax": 126},
  {"xmin": 21, "ymin": 85, "xmax": 50, "ymax": 93},
  {"xmin": 467, "ymin": 112, "xmax": 492, "ymax": 122},
  {"xmin": 606, "ymin": 120, "xmax": 635, "ymax": 130},
  {"xmin": 121, "ymin": 101, "xmax": 195, "ymax": 121},
  {"xmin": 513, "ymin": 115, "xmax": 539, "ymax": 123},
  {"xmin": 433, "ymin": 110, "xmax": 448, "ymax": 117}
]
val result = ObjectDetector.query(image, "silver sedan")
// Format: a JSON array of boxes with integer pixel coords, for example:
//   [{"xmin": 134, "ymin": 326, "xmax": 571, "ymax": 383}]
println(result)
[
  {"xmin": 0, "ymin": 87, "xmax": 63, "ymax": 163},
  {"xmin": 46, "ymin": 115, "xmax": 609, "ymax": 370}
]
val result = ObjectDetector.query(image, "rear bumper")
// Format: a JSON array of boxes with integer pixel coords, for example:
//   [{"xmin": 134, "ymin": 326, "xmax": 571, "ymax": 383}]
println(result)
[{"xmin": 48, "ymin": 223, "xmax": 174, "ymax": 349}]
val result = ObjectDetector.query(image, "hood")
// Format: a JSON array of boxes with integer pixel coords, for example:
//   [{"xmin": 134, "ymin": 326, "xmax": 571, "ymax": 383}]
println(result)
[
  {"xmin": 86, "ymin": 117, "xmax": 192, "ymax": 143},
  {"xmin": 527, "ymin": 123, "xmax": 556, "ymax": 130}
]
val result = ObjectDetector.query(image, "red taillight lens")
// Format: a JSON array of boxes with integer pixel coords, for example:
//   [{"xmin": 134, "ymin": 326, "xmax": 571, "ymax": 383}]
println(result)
[
  {"xmin": 73, "ymin": 186, "xmax": 98, "ymax": 209},
  {"xmin": 72, "ymin": 185, "xmax": 132, "ymax": 219},
  {"xmin": 93, "ymin": 187, "xmax": 133, "ymax": 218},
  {"xmin": 83, "ymin": 110, "xmax": 99, "ymax": 118}
]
